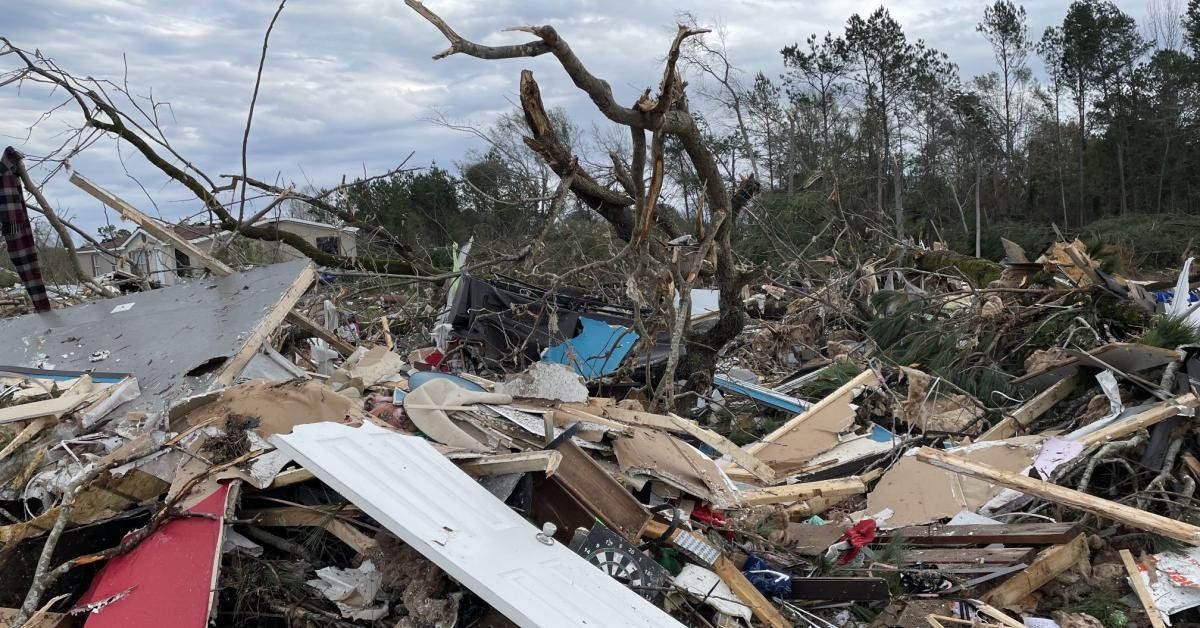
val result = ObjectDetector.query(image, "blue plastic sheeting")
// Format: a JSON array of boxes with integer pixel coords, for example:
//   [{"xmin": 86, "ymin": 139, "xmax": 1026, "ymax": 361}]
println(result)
[
  {"xmin": 542, "ymin": 317, "xmax": 639, "ymax": 380},
  {"xmin": 712, "ymin": 375, "xmax": 811, "ymax": 414}
]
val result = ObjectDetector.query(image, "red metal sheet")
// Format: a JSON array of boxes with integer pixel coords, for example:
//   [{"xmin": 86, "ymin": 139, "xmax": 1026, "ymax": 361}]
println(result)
[{"xmin": 80, "ymin": 482, "xmax": 232, "ymax": 627}]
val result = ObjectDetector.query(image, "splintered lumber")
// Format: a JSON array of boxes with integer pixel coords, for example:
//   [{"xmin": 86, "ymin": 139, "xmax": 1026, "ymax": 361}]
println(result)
[
  {"xmin": 876, "ymin": 523, "xmax": 1079, "ymax": 546},
  {"xmin": 915, "ymin": 447, "xmax": 1200, "ymax": 544},
  {"xmin": 1077, "ymin": 393, "xmax": 1199, "ymax": 446},
  {"xmin": 642, "ymin": 520, "xmax": 788, "ymax": 628},
  {"xmin": 457, "ymin": 450, "xmax": 562, "ymax": 477},
  {"xmin": 740, "ymin": 477, "xmax": 867, "ymax": 506},
  {"xmin": 979, "ymin": 374, "xmax": 1079, "ymax": 441},
  {"xmin": 212, "ymin": 263, "xmax": 318, "ymax": 388},
  {"xmin": 1119, "ymin": 549, "xmax": 1168, "ymax": 628},
  {"xmin": 983, "ymin": 535, "xmax": 1088, "ymax": 607},
  {"xmin": 667, "ymin": 413, "xmax": 776, "ymax": 484}
]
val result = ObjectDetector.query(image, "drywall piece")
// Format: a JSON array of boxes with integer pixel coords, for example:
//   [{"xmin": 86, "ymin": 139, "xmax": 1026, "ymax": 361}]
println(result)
[
  {"xmin": 712, "ymin": 374, "xmax": 810, "ymax": 414},
  {"xmin": 674, "ymin": 565, "xmax": 752, "ymax": 621},
  {"xmin": 744, "ymin": 370, "xmax": 879, "ymax": 473},
  {"xmin": 0, "ymin": 258, "xmax": 314, "ymax": 415},
  {"xmin": 404, "ymin": 378, "xmax": 513, "ymax": 451},
  {"xmin": 272, "ymin": 422, "xmax": 683, "ymax": 628},
  {"xmin": 543, "ymin": 317, "xmax": 638, "ymax": 380},
  {"xmin": 496, "ymin": 361, "xmax": 589, "ymax": 403},
  {"xmin": 338, "ymin": 346, "xmax": 406, "ymax": 388},
  {"xmin": 866, "ymin": 437, "xmax": 1044, "ymax": 528},
  {"xmin": 80, "ymin": 482, "xmax": 233, "ymax": 628},
  {"xmin": 614, "ymin": 431, "xmax": 738, "ymax": 508}
]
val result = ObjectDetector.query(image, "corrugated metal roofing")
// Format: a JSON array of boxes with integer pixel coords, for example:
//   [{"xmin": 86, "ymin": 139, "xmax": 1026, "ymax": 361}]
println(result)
[{"xmin": 272, "ymin": 422, "xmax": 685, "ymax": 628}]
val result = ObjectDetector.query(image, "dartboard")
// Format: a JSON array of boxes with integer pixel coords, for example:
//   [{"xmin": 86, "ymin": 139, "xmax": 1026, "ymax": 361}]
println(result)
[{"xmin": 572, "ymin": 524, "xmax": 668, "ymax": 601}]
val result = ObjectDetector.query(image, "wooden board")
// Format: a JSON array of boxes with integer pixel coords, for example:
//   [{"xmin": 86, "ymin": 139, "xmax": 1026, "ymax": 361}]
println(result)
[
  {"xmin": 457, "ymin": 450, "xmax": 562, "ymax": 477},
  {"xmin": 212, "ymin": 263, "xmax": 317, "ymax": 388},
  {"xmin": 642, "ymin": 520, "xmax": 788, "ymax": 628},
  {"xmin": 902, "ymin": 547, "xmax": 1036, "ymax": 567},
  {"xmin": 0, "ymin": 375, "xmax": 94, "ymax": 425},
  {"xmin": 876, "ymin": 523, "xmax": 1079, "ymax": 546},
  {"xmin": 1012, "ymin": 342, "xmax": 1177, "ymax": 391},
  {"xmin": 1078, "ymin": 393, "xmax": 1198, "ymax": 446},
  {"xmin": 546, "ymin": 439, "xmax": 650, "ymax": 543},
  {"xmin": 979, "ymin": 374, "xmax": 1079, "ymax": 441},
  {"xmin": 740, "ymin": 477, "xmax": 867, "ymax": 506},
  {"xmin": 285, "ymin": 310, "xmax": 355, "ymax": 356},
  {"xmin": 916, "ymin": 447, "xmax": 1200, "ymax": 545},
  {"xmin": 667, "ymin": 413, "xmax": 776, "ymax": 484},
  {"xmin": 983, "ymin": 535, "xmax": 1088, "ymax": 607},
  {"xmin": 1119, "ymin": 549, "xmax": 1168, "ymax": 628}
]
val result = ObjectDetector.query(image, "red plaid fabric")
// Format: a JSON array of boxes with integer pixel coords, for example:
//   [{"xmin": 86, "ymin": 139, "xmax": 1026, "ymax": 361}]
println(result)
[{"xmin": 0, "ymin": 147, "xmax": 50, "ymax": 312}]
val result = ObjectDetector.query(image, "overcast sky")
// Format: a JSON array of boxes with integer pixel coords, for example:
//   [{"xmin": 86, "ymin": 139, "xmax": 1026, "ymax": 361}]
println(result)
[{"xmin": 0, "ymin": 0, "xmax": 1155, "ymax": 240}]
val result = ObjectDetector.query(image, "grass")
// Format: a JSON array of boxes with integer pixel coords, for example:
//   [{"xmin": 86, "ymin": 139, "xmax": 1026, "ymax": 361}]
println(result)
[
  {"xmin": 794, "ymin": 361, "xmax": 863, "ymax": 400},
  {"xmin": 1064, "ymin": 589, "xmax": 1130, "ymax": 628},
  {"xmin": 1142, "ymin": 315, "xmax": 1200, "ymax": 349},
  {"xmin": 865, "ymin": 296, "xmax": 1012, "ymax": 406}
]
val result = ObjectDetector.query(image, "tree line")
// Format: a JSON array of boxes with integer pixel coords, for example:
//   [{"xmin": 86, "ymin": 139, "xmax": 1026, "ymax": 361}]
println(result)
[{"xmin": 328, "ymin": 0, "xmax": 1200, "ymax": 266}]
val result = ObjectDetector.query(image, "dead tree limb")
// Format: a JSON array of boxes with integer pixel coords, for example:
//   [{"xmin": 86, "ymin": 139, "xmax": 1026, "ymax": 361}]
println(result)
[{"xmin": 409, "ymin": 1, "xmax": 762, "ymax": 389}]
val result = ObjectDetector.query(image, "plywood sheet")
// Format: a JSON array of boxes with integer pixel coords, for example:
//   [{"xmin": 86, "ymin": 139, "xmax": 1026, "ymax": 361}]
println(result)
[
  {"xmin": 0, "ymin": 259, "xmax": 313, "ymax": 415},
  {"xmin": 866, "ymin": 437, "xmax": 1043, "ymax": 527}
]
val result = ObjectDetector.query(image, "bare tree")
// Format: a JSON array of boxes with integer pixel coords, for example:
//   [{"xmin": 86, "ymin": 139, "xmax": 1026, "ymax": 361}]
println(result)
[{"xmin": 406, "ymin": 1, "xmax": 762, "ymax": 405}]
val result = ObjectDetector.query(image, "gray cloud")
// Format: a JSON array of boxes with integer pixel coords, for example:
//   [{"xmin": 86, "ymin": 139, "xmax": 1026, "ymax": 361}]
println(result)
[{"xmin": 0, "ymin": 0, "xmax": 1154, "ymax": 239}]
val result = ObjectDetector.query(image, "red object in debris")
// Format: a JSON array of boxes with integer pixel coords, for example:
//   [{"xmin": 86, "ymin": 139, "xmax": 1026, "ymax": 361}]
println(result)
[
  {"xmin": 691, "ymin": 504, "xmax": 734, "ymax": 539},
  {"xmin": 837, "ymin": 518, "xmax": 877, "ymax": 564},
  {"xmin": 80, "ymin": 482, "xmax": 233, "ymax": 627}
]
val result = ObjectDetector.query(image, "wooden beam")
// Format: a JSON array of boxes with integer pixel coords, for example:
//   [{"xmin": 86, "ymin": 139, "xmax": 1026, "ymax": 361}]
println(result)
[
  {"xmin": 668, "ymin": 413, "xmax": 776, "ymax": 484},
  {"xmin": 1119, "ymin": 549, "xmax": 1168, "ymax": 628},
  {"xmin": 71, "ymin": 172, "xmax": 235, "ymax": 276},
  {"xmin": 212, "ymin": 263, "xmax": 317, "ymax": 389},
  {"xmin": 979, "ymin": 374, "xmax": 1079, "ymax": 441},
  {"xmin": 285, "ymin": 310, "xmax": 355, "ymax": 356},
  {"xmin": 916, "ymin": 447, "xmax": 1200, "ymax": 544},
  {"xmin": 740, "ymin": 477, "xmax": 867, "ymax": 506},
  {"xmin": 642, "ymin": 520, "xmax": 789, "ymax": 628},
  {"xmin": 983, "ymin": 535, "xmax": 1088, "ymax": 607},
  {"xmin": 876, "ymin": 523, "xmax": 1078, "ymax": 546},
  {"xmin": 0, "ymin": 375, "xmax": 94, "ymax": 425},
  {"xmin": 1077, "ymin": 393, "xmax": 1198, "ymax": 446},
  {"xmin": 457, "ymin": 450, "xmax": 562, "ymax": 477},
  {"xmin": 267, "ymin": 467, "xmax": 315, "ymax": 489}
]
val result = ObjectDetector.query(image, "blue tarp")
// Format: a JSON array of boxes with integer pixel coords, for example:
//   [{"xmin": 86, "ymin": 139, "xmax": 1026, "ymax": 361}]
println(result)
[{"xmin": 542, "ymin": 317, "xmax": 639, "ymax": 380}]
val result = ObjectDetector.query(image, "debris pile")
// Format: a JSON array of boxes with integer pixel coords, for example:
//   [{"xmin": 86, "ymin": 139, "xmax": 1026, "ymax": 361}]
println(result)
[{"xmin": 3, "ymin": 235, "xmax": 1200, "ymax": 628}]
